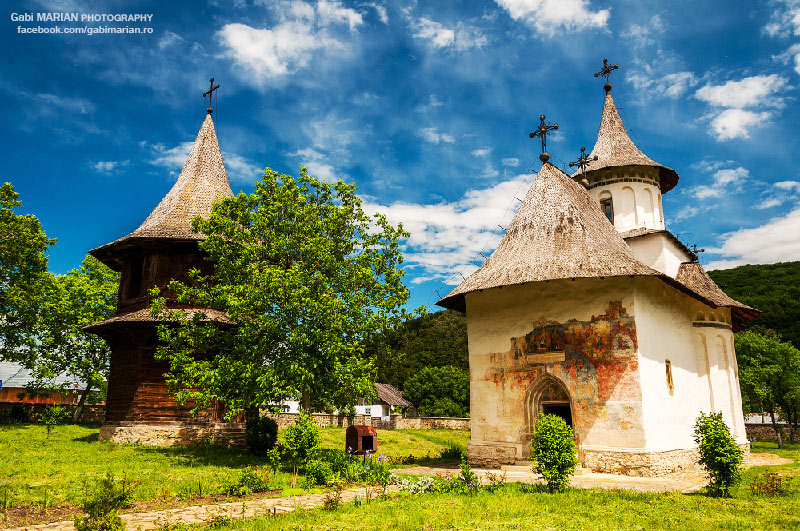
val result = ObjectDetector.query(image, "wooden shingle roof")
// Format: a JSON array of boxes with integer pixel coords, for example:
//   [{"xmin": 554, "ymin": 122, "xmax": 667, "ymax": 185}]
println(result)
[
  {"xmin": 91, "ymin": 114, "xmax": 234, "ymax": 269},
  {"xmin": 374, "ymin": 383, "xmax": 413, "ymax": 407},
  {"xmin": 576, "ymin": 92, "xmax": 679, "ymax": 194},
  {"xmin": 436, "ymin": 162, "xmax": 697, "ymax": 311},
  {"xmin": 675, "ymin": 262, "xmax": 760, "ymax": 331}
]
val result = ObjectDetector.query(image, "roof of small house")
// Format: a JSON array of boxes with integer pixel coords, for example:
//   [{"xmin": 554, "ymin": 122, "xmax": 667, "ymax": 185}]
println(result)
[
  {"xmin": 91, "ymin": 113, "xmax": 234, "ymax": 269},
  {"xmin": 574, "ymin": 92, "xmax": 679, "ymax": 194},
  {"xmin": 374, "ymin": 383, "xmax": 413, "ymax": 407},
  {"xmin": 0, "ymin": 361, "xmax": 89, "ymax": 390},
  {"xmin": 84, "ymin": 307, "xmax": 233, "ymax": 332},
  {"xmin": 675, "ymin": 262, "xmax": 760, "ymax": 330},
  {"xmin": 436, "ymin": 162, "xmax": 707, "ymax": 312},
  {"xmin": 620, "ymin": 228, "xmax": 698, "ymax": 262}
]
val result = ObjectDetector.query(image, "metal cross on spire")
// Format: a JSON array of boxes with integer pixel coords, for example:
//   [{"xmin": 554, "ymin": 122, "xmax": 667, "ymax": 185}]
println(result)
[
  {"xmin": 593, "ymin": 58, "xmax": 619, "ymax": 92},
  {"xmin": 529, "ymin": 114, "xmax": 558, "ymax": 163},
  {"xmin": 203, "ymin": 77, "xmax": 220, "ymax": 115},
  {"xmin": 569, "ymin": 146, "xmax": 598, "ymax": 187},
  {"xmin": 689, "ymin": 243, "xmax": 705, "ymax": 262}
]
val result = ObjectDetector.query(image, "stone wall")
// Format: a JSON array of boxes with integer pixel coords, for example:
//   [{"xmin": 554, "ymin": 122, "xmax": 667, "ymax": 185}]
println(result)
[
  {"xmin": 392, "ymin": 416, "xmax": 470, "ymax": 430},
  {"xmin": 100, "ymin": 422, "xmax": 246, "ymax": 447},
  {"xmin": 746, "ymin": 423, "xmax": 793, "ymax": 442},
  {"xmin": 0, "ymin": 402, "xmax": 105, "ymax": 424},
  {"xmin": 266, "ymin": 413, "xmax": 470, "ymax": 431},
  {"xmin": 468, "ymin": 441, "xmax": 519, "ymax": 467}
]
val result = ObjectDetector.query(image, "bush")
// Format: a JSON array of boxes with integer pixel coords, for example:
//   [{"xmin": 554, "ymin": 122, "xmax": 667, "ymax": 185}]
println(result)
[
  {"xmin": 305, "ymin": 459, "xmax": 334, "ymax": 486},
  {"xmin": 693, "ymin": 412, "xmax": 743, "ymax": 497},
  {"xmin": 41, "ymin": 405, "xmax": 68, "ymax": 438},
  {"xmin": 74, "ymin": 473, "xmax": 132, "ymax": 531},
  {"xmin": 245, "ymin": 416, "xmax": 278, "ymax": 455},
  {"xmin": 9, "ymin": 404, "xmax": 29, "ymax": 423},
  {"xmin": 284, "ymin": 411, "xmax": 320, "ymax": 465},
  {"xmin": 530, "ymin": 413, "xmax": 577, "ymax": 493},
  {"xmin": 404, "ymin": 366, "xmax": 469, "ymax": 417},
  {"xmin": 749, "ymin": 472, "xmax": 790, "ymax": 497},
  {"xmin": 224, "ymin": 467, "xmax": 271, "ymax": 496}
]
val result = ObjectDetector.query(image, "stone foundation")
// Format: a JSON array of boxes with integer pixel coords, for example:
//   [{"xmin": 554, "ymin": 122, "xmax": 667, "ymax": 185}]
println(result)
[
  {"xmin": 582, "ymin": 447, "xmax": 702, "ymax": 476},
  {"xmin": 467, "ymin": 441, "xmax": 520, "ymax": 467},
  {"xmin": 100, "ymin": 422, "xmax": 246, "ymax": 448}
]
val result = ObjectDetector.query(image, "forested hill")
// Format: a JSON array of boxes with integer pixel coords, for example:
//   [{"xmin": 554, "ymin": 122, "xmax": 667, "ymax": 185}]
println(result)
[{"xmin": 708, "ymin": 261, "xmax": 800, "ymax": 347}]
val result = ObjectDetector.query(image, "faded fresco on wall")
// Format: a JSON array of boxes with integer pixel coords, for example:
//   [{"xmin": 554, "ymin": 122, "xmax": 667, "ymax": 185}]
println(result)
[{"xmin": 483, "ymin": 301, "xmax": 641, "ymax": 444}]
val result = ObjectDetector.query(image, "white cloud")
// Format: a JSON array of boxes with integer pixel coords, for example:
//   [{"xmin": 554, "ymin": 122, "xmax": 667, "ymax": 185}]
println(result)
[
  {"xmin": 148, "ymin": 141, "xmax": 259, "ymax": 184},
  {"xmin": 626, "ymin": 51, "xmax": 698, "ymax": 100},
  {"xmin": 672, "ymin": 205, "xmax": 700, "ymax": 221},
  {"xmin": 418, "ymin": 127, "xmax": 455, "ymax": 144},
  {"xmin": 365, "ymin": 2, "xmax": 388, "ymax": 24},
  {"xmin": 756, "ymin": 181, "xmax": 800, "ymax": 209},
  {"xmin": 91, "ymin": 160, "xmax": 122, "ymax": 173},
  {"xmin": 764, "ymin": 0, "xmax": 800, "ymax": 37},
  {"xmin": 695, "ymin": 74, "xmax": 788, "ymax": 108},
  {"xmin": 409, "ymin": 17, "xmax": 487, "ymax": 50},
  {"xmin": 287, "ymin": 147, "xmax": 338, "ymax": 183},
  {"xmin": 707, "ymin": 109, "xmax": 771, "ymax": 141},
  {"xmin": 687, "ymin": 165, "xmax": 749, "ymax": 199},
  {"xmin": 706, "ymin": 206, "xmax": 800, "ymax": 269},
  {"xmin": 472, "ymin": 148, "xmax": 490, "ymax": 157},
  {"xmin": 757, "ymin": 197, "xmax": 783, "ymax": 209},
  {"xmin": 217, "ymin": 1, "xmax": 363, "ymax": 83},
  {"xmin": 502, "ymin": 157, "xmax": 520, "ymax": 167},
  {"xmin": 776, "ymin": 180, "xmax": 800, "ymax": 191},
  {"xmin": 494, "ymin": 0, "xmax": 609, "ymax": 36},
  {"xmin": 364, "ymin": 174, "xmax": 531, "ymax": 283},
  {"xmin": 622, "ymin": 14, "xmax": 665, "ymax": 48},
  {"xmin": 774, "ymin": 43, "xmax": 800, "ymax": 75}
]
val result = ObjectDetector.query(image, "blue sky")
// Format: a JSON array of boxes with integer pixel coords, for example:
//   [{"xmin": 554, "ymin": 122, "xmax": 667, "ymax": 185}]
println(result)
[{"xmin": 4, "ymin": 0, "xmax": 800, "ymax": 311}]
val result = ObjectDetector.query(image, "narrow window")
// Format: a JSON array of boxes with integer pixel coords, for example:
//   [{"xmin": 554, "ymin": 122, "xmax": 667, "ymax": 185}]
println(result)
[
  {"xmin": 600, "ymin": 198, "xmax": 614, "ymax": 224},
  {"xmin": 126, "ymin": 255, "xmax": 144, "ymax": 299},
  {"xmin": 665, "ymin": 360, "xmax": 674, "ymax": 394}
]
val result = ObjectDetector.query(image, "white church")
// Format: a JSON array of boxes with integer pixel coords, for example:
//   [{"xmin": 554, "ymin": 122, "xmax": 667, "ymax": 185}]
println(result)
[{"xmin": 437, "ymin": 68, "xmax": 758, "ymax": 476}]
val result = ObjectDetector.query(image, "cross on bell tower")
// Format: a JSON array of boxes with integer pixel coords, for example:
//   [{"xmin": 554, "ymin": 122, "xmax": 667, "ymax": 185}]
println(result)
[
  {"xmin": 529, "ymin": 114, "xmax": 558, "ymax": 163},
  {"xmin": 569, "ymin": 146, "xmax": 598, "ymax": 187},
  {"xmin": 594, "ymin": 58, "xmax": 619, "ymax": 92},
  {"xmin": 203, "ymin": 77, "xmax": 220, "ymax": 115}
]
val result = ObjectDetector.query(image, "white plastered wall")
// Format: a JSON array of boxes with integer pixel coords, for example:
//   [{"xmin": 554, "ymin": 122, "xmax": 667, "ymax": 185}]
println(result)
[
  {"xmin": 633, "ymin": 277, "xmax": 747, "ymax": 450},
  {"xmin": 588, "ymin": 175, "xmax": 664, "ymax": 232},
  {"xmin": 464, "ymin": 277, "xmax": 645, "ymax": 454},
  {"xmin": 625, "ymin": 234, "xmax": 693, "ymax": 278}
]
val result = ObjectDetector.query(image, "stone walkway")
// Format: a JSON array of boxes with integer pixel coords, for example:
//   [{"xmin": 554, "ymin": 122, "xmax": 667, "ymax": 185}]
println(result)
[
  {"xmin": 5, "ymin": 486, "xmax": 399, "ymax": 531},
  {"xmin": 6, "ymin": 452, "xmax": 791, "ymax": 531},
  {"xmin": 397, "ymin": 452, "xmax": 793, "ymax": 494}
]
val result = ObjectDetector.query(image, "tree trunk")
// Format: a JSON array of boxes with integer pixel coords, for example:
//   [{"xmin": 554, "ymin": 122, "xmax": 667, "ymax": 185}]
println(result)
[
  {"xmin": 769, "ymin": 407, "xmax": 783, "ymax": 449},
  {"xmin": 301, "ymin": 389, "xmax": 311, "ymax": 411},
  {"xmin": 72, "ymin": 385, "xmax": 92, "ymax": 423}
]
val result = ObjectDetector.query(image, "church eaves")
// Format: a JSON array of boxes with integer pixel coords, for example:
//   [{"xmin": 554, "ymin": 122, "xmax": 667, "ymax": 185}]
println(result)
[
  {"xmin": 575, "ymin": 92, "xmax": 679, "ymax": 194},
  {"xmin": 675, "ymin": 262, "xmax": 760, "ymax": 331},
  {"xmin": 90, "ymin": 114, "xmax": 234, "ymax": 269},
  {"xmin": 436, "ymin": 162, "xmax": 695, "ymax": 312}
]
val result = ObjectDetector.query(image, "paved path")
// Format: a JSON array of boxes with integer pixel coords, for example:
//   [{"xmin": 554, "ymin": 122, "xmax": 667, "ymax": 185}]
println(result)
[
  {"xmin": 6, "ymin": 452, "xmax": 791, "ymax": 531},
  {"xmin": 5, "ymin": 486, "xmax": 398, "ymax": 531},
  {"xmin": 397, "ymin": 452, "xmax": 793, "ymax": 494}
]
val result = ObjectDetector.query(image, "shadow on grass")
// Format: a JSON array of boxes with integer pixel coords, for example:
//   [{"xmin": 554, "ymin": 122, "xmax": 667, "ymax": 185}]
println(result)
[
  {"xmin": 73, "ymin": 433, "xmax": 100, "ymax": 443},
  {"xmin": 129, "ymin": 444, "xmax": 266, "ymax": 468}
]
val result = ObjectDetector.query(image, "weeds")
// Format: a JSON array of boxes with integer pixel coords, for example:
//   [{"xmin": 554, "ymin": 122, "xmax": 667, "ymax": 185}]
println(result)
[{"xmin": 749, "ymin": 472, "xmax": 791, "ymax": 496}]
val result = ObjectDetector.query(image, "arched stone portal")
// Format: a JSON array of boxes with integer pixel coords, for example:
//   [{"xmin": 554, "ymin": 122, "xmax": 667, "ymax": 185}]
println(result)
[{"xmin": 524, "ymin": 374, "xmax": 574, "ymax": 440}]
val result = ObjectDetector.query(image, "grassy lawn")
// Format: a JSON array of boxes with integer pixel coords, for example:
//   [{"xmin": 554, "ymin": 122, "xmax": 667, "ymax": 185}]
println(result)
[
  {"xmin": 0, "ymin": 424, "xmax": 470, "ymax": 508},
  {"xmin": 212, "ymin": 441, "xmax": 800, "ymax": 531}
]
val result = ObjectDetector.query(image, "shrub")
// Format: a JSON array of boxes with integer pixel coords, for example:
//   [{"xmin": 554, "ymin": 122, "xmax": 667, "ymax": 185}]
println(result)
[
  {"xmin": 9, "ymin": 404, "xmax": 29, "ymax": 423},
  {"xmin": 458, "ymin": 456, "xmax": 479, "ymax": 495},
  {"xmin": 224, "ymin": 467, "xmax": 271, "ymax": 497},
  {"xmin": 41, "ymin": 405, "xmax": 68, "ymax": 438},
  {"xmin": 749, "ymin": 472, "xmax": 790, "ymax": 497},
  {"xmin": 440, "ymin": 443, "xmax": 464, "ymax": 461},
  {"xmin": 74, "ymin": 473, "xmax": 132, "ymax": 531},
  {"xmin": 530, "ymin": 413, "xmax": 577, "ymax": 493},
  {"xmin": 305, "ymin": 459, "xmax": 334, "ymax": 486},
  {"xmin": 244, "ymin": 416, "xmax": 278, "ymax": 455},
  {"xmin": 693, "ymin": 412, "xmax": 743, "ymax": 497},
  {"xmin": 284, "ymin": 411, "xmax": 320, "ymax": 466}
]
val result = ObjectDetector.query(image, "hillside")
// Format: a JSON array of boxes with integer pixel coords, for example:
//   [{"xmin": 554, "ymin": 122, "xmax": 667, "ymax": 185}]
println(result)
[{"xmin": 708, "ymin": 261, "xmax": 800, "ymax": 347}]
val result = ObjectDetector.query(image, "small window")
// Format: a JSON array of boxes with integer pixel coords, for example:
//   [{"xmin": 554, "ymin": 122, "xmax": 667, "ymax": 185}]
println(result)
[
  {"xmin": 600, "ymin": 198, "xmax": 614, "ymax": 224},
  {"xmin": 365, "ymin": 407, "xmax": 371, "ymax": 415},
  {"xmin": 126, "ymin": 255, "xmax": 144, "ymax": 299},
  {"xmin": 665, "ymin": 360, "xmax": 674, "ymax": 394}
]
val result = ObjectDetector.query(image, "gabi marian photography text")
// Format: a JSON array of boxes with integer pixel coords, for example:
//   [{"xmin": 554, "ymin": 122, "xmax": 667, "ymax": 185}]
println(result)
[{"xmin": 11, "ymin": 11, "xmax": 154, "ymax": 36}]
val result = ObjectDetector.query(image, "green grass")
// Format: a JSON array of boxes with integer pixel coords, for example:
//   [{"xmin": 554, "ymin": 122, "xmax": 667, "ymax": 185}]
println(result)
[
  {"xmin": 0, "ymin": 424, "xmax": 470, "ymax": 507},
  {"xmin": 212, "ymin": 441, "xmax": 800, "ymax": 531}
]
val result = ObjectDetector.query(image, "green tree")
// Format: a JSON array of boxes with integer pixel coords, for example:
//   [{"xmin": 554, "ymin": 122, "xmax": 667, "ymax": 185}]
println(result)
[
  {"xmin": 0, "ymin": 182, "xmax": 55, "ymax": 358},
  {"xmin": 34, "ymin": 256, "xmax": 119, "ymax": 422},
  {"xmin": 530, "ymin": 413, "xmax": 577, "ymax": 493},
  {"xmin": 404, "ymin": 365, "xmax": 469, "ymax": 417},
  {"xmin": 151, "ymin": 168, "xmax": 409, "ymax": 417},
  {"xmin": 735, "ymin": 329, "xmax": 800, "ymax": 446}
]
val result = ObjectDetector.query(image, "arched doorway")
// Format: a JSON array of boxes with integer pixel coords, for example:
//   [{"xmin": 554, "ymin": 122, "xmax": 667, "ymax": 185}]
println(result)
[{"xmin": 525, "ymin": 374, "xmax": 573, "ymax": 437}]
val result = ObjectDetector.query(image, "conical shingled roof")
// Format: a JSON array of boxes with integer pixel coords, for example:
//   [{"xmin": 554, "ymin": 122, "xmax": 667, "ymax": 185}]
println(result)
[
  {"xmin": 575, "ymin": 92, "xmax": 679, "ymax": 193},
  {"xmin": 675, "ymin": 262, "xmax": 760, "ymax": 331},
  {"xmin": 436, "ymin": 162, "xmax": 675, "ymax": 311},
  {"xmin": 91, "ymin": 114, "xmax": 234, "ymax": 268}
]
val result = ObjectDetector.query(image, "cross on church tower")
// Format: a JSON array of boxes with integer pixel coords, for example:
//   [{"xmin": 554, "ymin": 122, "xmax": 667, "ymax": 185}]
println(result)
[
  {"xmin": 689, "ymin": 244, "xmax": 705, "ymax": 262},
  {"xmin": 529, "ymin": 114, "xmax": 558, "ymax": 163},
  {"xmin": 203, "ymin": 77, "xmax": 220, "ymax": 115},
  {"xmin": 569, "ymin": 146, "xmax": 598, "ymax": 187},
  {"xmin": 594, "ymin": 58, "xmax": 619, "ymax": 92}
]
